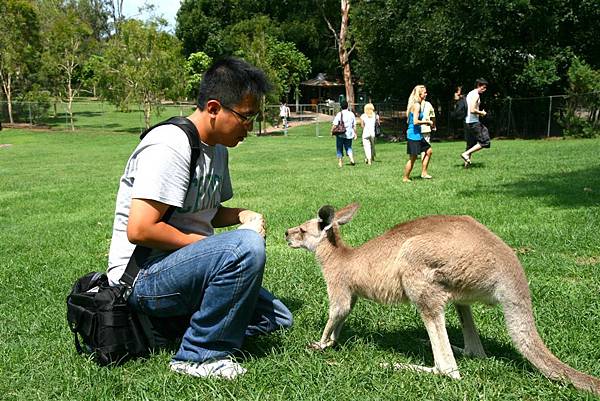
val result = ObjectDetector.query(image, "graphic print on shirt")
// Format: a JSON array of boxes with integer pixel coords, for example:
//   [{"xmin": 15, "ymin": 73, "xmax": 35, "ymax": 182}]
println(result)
[{"xmin": 178, "ymin": 172, "xmax": 224, "ymax": 213}]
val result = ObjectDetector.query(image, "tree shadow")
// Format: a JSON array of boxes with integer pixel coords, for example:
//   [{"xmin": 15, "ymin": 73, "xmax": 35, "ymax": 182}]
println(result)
[
  {"xmin": 488, "ymin": 165, "xmax": 600, "ymax": 208},
  {"xmin": 73, "ymin": 111, "xmax": 104, "ymax": 117}
]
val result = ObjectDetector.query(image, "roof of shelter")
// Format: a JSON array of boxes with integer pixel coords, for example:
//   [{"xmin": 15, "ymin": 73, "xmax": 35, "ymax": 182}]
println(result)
[{"xmin": 301, "ymin": 73, "xmax": 345, "ymax": 87}]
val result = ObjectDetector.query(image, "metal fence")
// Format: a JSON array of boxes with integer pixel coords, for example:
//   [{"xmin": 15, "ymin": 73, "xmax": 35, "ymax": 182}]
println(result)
[{"xmin": 1, "ymin": 92, "xmax": 598, "ymax": 138}]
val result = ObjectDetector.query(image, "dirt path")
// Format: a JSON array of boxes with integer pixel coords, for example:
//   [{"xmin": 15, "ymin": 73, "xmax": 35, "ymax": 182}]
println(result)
[{"xmin": 255, "ymin": 112, "xmax": 334, "ymax": 134}]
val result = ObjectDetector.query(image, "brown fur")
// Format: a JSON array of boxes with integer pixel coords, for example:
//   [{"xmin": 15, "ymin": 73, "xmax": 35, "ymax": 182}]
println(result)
[{"xmin": 285, "ymin": 203, "xmax": 600, "ymax": 395}]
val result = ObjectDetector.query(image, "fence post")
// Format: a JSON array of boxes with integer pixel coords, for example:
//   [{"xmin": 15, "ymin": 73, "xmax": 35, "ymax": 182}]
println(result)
[
  {"xmin": 28, "ymin": 102, "xmax": 33, "ymax": 126},
  {"xmin": 507, "ymin": 97, "xmax": 511, "ymax": 136},
  {"xmin": 315, "ymin": 104, "xmax": 320, "ymax": 137},
  {"xmin": 547, "ymin": 96, "xmax": 553, "ymax": 138}
]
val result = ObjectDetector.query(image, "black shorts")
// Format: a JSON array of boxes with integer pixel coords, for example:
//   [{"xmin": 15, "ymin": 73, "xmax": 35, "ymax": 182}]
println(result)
[
  {"xmin": 406, "ymin": 138, "xmax": 431, "ymax": 156},
  {"xmin": 464, "ymin": 122, "xmax": 491, "ymax": 149}
]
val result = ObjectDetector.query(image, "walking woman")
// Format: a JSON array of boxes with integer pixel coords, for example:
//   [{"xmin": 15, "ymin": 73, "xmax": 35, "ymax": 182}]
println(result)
[
  {"xmin": 359, "ymin": 103, "xmax": 379, "ymax": 165},
  {"xmin": 402, "ymin": 85, "xmax": 434, "ymax": 182},
  {"xmin": 332, "ymin": 100, "xmax": 357, "ymax": 167}
]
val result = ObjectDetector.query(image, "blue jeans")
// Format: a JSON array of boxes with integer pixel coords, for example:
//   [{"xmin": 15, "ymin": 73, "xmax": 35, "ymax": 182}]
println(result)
[
  {"xmin": 128, "ymin": 229, "xmax": 293, "ymax": 363},
  {"xmin": 336, "ymin": 136, "xmax": 353, "ymax": 158}
]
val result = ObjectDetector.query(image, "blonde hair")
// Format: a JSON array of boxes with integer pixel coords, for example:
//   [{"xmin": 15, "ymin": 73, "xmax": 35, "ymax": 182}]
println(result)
[
  {"xmin": 364, "ymin": 103, "xmax": 375, "ymax": 117},
  {"xmin": 406, "ymin": 85, "xmax": 426, "ymax": 115}
]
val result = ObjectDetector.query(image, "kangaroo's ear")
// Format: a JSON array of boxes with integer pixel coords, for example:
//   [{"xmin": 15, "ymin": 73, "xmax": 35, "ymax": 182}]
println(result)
[
  {"xmin": 318, "ymin": 205, "xmax": 335, "ymax": 231},
  {"xmin": 334, "ymin": 202, "xmax": 360, "ymax": 225}
]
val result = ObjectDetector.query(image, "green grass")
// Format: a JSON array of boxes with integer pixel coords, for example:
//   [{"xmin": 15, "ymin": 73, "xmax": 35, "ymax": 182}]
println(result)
[
  {"xmin": 40, "ymin": 101, "xmax": 197, "ymax": 133},
  {"xmin": 1, "ymin": 124, "xmax": 599, "ymax": 401}
]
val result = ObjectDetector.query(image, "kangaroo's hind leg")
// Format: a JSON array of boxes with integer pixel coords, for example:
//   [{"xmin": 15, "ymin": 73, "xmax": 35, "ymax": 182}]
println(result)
[
  {"xmin": 454, "ymin": 304, "xmax": 486, "ymax": 357},
  {"xmin": 389, "ymin": 303, "xmax": 461, "ymax": 379}
]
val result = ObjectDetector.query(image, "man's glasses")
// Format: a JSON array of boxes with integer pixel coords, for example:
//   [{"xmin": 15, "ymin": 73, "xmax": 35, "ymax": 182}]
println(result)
[{"xmin": 221, "ymin": 104, "xmax": 260, "ymax": 124}]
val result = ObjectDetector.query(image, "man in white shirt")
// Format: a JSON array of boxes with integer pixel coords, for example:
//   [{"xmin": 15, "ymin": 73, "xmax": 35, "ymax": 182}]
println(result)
[
  {"xmin": 461, "ymin": 78, "xmax": 491, "ymax": 167},
  {"xmin": 332, "ymin": 100, "xmax": 357, "ymax": 167},
  {"xmin": 278, "ymin": 102, "xmax": 290, "ymax": 128},
  {"xmin": 108, "ymin": 57, "xmax": 292, "ymax": 380},
  {"xmin": 420, "ymin": 100, "xmax": 436, "ymax": 159}
]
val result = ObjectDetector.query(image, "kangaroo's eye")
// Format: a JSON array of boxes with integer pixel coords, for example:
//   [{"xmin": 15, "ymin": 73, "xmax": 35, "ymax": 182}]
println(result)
[{"xmin": 299, "ymin": 227, "xmax": 306, "ymax": 234}]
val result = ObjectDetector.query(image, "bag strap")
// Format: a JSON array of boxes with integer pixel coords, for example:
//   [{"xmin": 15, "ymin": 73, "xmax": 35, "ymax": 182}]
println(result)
[{"xmin": 119, "ymin": 117, "xmax": 201, "ymax": 289}]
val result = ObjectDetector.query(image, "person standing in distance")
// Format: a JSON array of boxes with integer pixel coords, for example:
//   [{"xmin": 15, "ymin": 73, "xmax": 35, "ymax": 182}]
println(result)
[
  {"xmin": 359, "ymin": 102, "xmax": 379, "ymax": 165},
  {"xmin": 420, "ymin": 99, "xmax": 436, "ymax": 159},
  {"xmin": 332, "ymin": 100, "xmax": 357, "ymax": 167},
  {"xmin": 278, "ymin": 101, "xmax": 290, "ymax": 128},
  {"xmin": 107, "ymin": 57, "xmax": 293, "ymax": 380},
  {"xmin": 461, "ymin": 78, "xmax": 491, "ymax": 166},
  {"xmin": 402, "ymin": 85, "xmax": 434, "ymax": 182}
]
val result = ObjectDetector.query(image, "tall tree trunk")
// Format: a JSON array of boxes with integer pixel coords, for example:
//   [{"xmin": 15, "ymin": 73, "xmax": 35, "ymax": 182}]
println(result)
[
  {"xmin": 323, "ymin": 0, "xmax": 356, "ymax": 111},
  {"xmin": 1, "ymin": 72, "xmax": 14, "ymax": 124},
  {"xmin": 338, "ymin": 0, "xmax": 355, "ymax": 110},
  {"xmin": 67, "ymin": 75, "xmax": 74, "ymax": 131},
  {"xmin": 143, "ymin": 95, "xmax": 151, "ymax": 129}
]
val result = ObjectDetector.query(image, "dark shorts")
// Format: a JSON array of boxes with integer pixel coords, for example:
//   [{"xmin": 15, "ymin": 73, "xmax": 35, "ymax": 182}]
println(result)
[
  {"xmin": 407, "ymin": 138, "xmax": 431, "ymax": 156},
  {"xmin": 464, "ymin": 122, "xmax": 491, "ymax": 149}
]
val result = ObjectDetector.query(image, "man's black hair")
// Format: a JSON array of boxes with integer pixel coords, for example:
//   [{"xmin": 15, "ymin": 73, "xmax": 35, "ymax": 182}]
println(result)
[
  {"xmin": 196, "ymin": 57, "xmax": 272, "ymax": 110},
  {"xmin": 475, "ymin": 78, "xmax": 488, "ymax": 87},
  {"xmin": 341, "ymin": 100, "xmax": 349, "ymax": 110}
]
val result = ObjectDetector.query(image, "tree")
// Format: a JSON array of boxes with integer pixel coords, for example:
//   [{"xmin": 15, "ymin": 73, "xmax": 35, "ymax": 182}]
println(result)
[
  {"xmin": 185, "ymin": 52, "xmax": 213, "ymax": 99},
  {"xmin": 176, "ymin": 0, "xmax": 235, "ymax": 57},
  {"xmin": 175, "ymin": 0, "xmax": 339, "ymax": 79},
  {"xmin": 266, "ymin": 39, "xmax": 311, "ymax": 101},
  {"xmin": 351, "ymin": 0, "xmax": 600, "ymax": 104},
  {"xmin": 0, "ymin": 0, "xmax": 41, "ymax": 124},
  {"xmin": 42, "ymin": 6, "xmax": 94, "ymax": 131},
  {"xmin": 106, "ymin": 0, "xmax": 125, "ymax": 35},
  {"xmin": 221, "ymin": 16, "xmax": 310, "ymax": 103},
  {"xmin": 322, "ymin": 0, "xmax": 355, "ymax": 108},
  {"xmin": 77, "ymin": 0, "xmax": 112, "ymax": 41},
  {"xmin": 95, "ymin": 19, "xmax": 187, "ymax": 128}
]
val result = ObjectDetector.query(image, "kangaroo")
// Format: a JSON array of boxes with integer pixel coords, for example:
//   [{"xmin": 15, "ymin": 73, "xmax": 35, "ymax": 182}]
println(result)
[{"xmin": 285, "ymin": 203, "xmax": 600, "ymax": 396}]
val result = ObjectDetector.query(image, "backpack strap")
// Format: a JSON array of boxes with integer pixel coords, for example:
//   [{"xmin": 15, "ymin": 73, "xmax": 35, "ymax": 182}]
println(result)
[{"xmin": 119, "ymin": 117, "xmax": 201, "ymax": 290}]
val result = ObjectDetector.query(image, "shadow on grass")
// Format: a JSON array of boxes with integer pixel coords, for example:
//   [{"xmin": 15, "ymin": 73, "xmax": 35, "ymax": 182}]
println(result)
[
  {"xmin": 242, "ymin": 296, "xmax": 304, "ymax": 359},
  {"xmin": 470, "ymin": 165, "xmax": 600, "ymax": 208},
  {"xmin": 72, "ymin": 111, "xmax": 105, "ymax": 117},
  {"xmin": 339, "ymin": 322, "xmax": 521, "ymax": 366}
]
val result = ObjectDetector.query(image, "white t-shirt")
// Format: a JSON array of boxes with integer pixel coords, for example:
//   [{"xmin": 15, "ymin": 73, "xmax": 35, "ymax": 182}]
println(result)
[
  {"xmin": 360, "ymin": 113, "xmax": 378, "ymax": 138},
  {"xmin": 279, "ymin": 105, "xmax": 290, "ymax": 117},
  {"xmin": 465, "ymin": 89, "xmax": 480, "ymax": 124},
  {"xmin": 107, "ymin": 124, "xmax": 233, "ymax": 286},
  {"xmin": 420, "ymin": 101, "xmax": 435, "ymax": 134},
  {"xmin": 332, "ymin": 110, "xmax": 356, "ymax": 139}
]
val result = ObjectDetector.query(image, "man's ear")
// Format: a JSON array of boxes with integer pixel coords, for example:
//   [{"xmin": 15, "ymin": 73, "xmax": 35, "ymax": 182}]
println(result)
[
  {"xmin": 317, "ymin": 205, "xmax": 335, "ymax": 231},
  {"xmin": 205, "ymin": 100, "xmax": 222, "ymax": 117}
]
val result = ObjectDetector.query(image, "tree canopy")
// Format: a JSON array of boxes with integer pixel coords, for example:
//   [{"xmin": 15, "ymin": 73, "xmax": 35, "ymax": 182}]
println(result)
[{"xmin": 2, "ymin": 0, "xmax": 598, "ymax": 130}]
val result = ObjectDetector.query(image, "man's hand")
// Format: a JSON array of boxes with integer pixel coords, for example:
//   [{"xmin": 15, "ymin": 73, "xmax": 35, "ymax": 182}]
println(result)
[{"xmin": 238, "ymin": 210, "xmax": 266, "ymax": 238}]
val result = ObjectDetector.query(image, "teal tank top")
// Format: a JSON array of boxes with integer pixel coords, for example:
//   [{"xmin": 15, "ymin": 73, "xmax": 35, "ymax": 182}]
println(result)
[{"xmin": 406, "ymin": 109, "xmax": 423, "ymax": 141}]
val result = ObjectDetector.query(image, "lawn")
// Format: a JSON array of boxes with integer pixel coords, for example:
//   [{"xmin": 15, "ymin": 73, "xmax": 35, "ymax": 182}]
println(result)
[{"xmin": 0, "ymin": 124, "xmax": 599, "ymax": 400}]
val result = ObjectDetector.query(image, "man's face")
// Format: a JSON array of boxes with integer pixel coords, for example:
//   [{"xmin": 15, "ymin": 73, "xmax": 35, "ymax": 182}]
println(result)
[
  {"xmin": 478, "ymin": 85, "xmax": 488, "ymax": 94},
  {"xmin": 213, "ymin": 94, "xmax": 260, "ymax": 147}
]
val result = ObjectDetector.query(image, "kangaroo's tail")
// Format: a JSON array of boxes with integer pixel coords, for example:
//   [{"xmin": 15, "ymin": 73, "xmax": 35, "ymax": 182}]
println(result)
[{"xmin": 500, "ymin": 285, "xmax": 600, "ymax": 396}]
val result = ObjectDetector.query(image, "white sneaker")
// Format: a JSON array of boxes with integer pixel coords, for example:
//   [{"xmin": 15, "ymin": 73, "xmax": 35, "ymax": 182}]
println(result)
[{"xmin": 169, "ymin": 358, "xmax": 247, "ymax": 380}]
